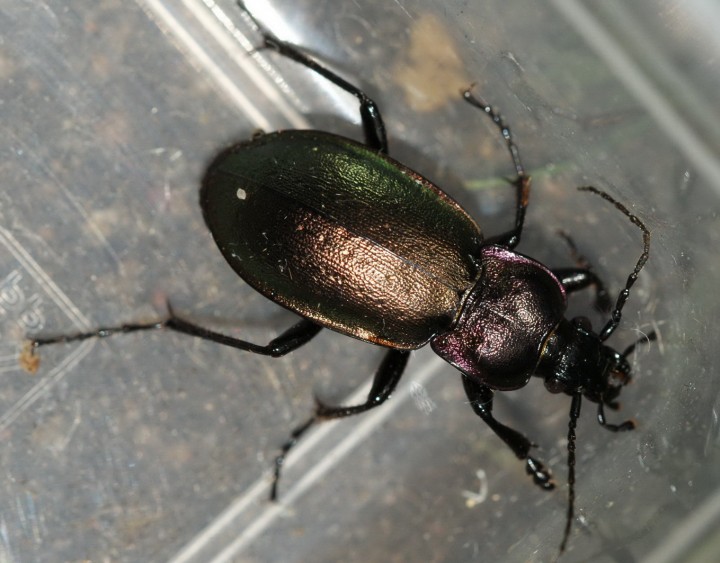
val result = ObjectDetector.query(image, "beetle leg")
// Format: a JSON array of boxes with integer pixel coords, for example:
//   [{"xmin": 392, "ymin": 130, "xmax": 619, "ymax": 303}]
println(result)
[
  {"xmin": 271, "ymin": 349, "xmax": 409, "ymax": 500},
  {"xmin": 163, "ymin": 311, "xmax": 322, "ymax": 357},
  {"xmin": 554, "ymin": 229, "xmax": 611, "ymax": 311},
  {"xmin": 461, "ymin": 374, "xmax": 554, "ymax": 490},
  {"xmin": 29, "ymin": 304, "xmax": 323, "ymax": 358},
  {"xmin": 237, "ymin": 1, "xmax": 388, "ymax": 153},
  {"xmin": 314, "ymin": 349, "xmax": 410, "ymax": 418},
  {"xmin": 597, "ymin": 401, "xmax": 635, "ymax": 432},
  {"xmin": 462, "ymin": 87, "xmax": 529, "ymax": 249},
  {"xmin": 553, "ymin": 268, "xmax": 611, "ymax": 313},
  {"xmin": 270, "ymin": 416, "xmax": 315, "ymax": 501}
]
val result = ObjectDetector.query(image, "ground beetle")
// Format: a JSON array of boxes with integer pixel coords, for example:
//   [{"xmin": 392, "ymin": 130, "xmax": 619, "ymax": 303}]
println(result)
[{"xmin": 25, "ymin": 1, "xmax": 654, "ymax": 556}]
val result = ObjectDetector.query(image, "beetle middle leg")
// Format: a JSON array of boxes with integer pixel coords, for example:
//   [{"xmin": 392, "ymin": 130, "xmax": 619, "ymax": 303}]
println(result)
[
  {"xmin": 461, "ymin": 374, "xmax": 554, "ymax": 490},
  {"xmin": 271, "ymin": 349, "xmax": 410, "ymax": 500},
  {"xmin": 237, "ymin": 1, "xmax": 388, "ymax": 153},
  {"xmin": 462, "ymin": 87, "xmax": 530, "ymax": 249}
]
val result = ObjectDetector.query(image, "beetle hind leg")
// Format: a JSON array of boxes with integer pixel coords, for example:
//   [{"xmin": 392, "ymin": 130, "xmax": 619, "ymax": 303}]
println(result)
[
  {"xmin": 271, "ymin": 349, "xmax": 410, "ymax": 500},
  {"xmin": 461, "ymin": 374, "xmax": 554, "ymax": 490},
  {"xmin": 237, "ymin": 1, "xmax": 388, "ymax": 153},
  {"xmin": 163, "ymin": 307, "xmax": 323, "ymax": 356},
  {"xmin": 27, "ymin": 303, "xmax": 323, "ymax": 362}
]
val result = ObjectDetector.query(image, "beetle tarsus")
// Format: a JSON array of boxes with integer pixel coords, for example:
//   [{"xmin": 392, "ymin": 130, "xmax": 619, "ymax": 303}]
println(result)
[
  {"xmin": 462, "ymin": 88, "xmax": 529, "ymax": 249},
  {"xmin": 597, "ymin": 402, "xmax": 636, "ymax": 432},
  {"xmin": 271, "ymin": 349, "xmax": 410, "ymax": 499},
  {"xmin": 238, "ymin": 0, "xmax": 388, "ymax": 153},
  {"xmin": 461, "ymin": 375, "xmax": 557, "ymax": 490},
  {"xmin": 29, "ymin": 319, "xmax": 165, "ymax": 349},
  {"xmin": 271, "ymin": 416, "xmax": 316, "ymax": 501},
  {"xmin": 28, "ymin": 308, "xmax": 323, "ymax": 362},
  {"xmin": 526, "ymin": 457, "xmax": 555, "ymax": 490}
]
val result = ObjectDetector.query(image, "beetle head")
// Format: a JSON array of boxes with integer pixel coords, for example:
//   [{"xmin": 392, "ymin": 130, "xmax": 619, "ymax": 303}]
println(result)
[{"xmin": 538, "ymin": 317, "xmax": 632, "ymax": 407}]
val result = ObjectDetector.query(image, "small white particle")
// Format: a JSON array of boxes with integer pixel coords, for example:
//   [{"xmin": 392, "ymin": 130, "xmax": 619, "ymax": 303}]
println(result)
[
  {"xmin": 410, "ymin": 382, "xmax": 436, "ymax": 414},
  {"xmin": 236, "ymin": 188, "xmax": 247, "ymax": 200},
  {"xmin": 462, "ymin": 469, "xmax": 489, "ymax": 507}
]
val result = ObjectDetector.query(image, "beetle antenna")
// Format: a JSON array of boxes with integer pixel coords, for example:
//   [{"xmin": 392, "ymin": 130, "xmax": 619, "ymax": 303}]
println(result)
[
  {"xmin": 559, "ymin": 392, "xmax": 582, "ymax": 558},
  {"xmin": 577, "ymin": 186, "xmax": 650, "ymax": 342}
]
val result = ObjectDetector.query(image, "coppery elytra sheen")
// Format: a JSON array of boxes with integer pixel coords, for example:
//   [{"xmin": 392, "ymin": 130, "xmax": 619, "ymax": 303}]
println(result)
[{"xmin": 26, "ymin": 1, "xmax": 654, "ymax": 557}]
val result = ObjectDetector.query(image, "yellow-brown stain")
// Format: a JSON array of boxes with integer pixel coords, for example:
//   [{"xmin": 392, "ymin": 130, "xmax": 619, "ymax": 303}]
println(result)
[
  {"xmin": 18, "ymin": 340, "xmax": 40, "ymax": 374},
  {"xmin": 393, "ymin": 13, "xmax": 467, "ymax": 112}
]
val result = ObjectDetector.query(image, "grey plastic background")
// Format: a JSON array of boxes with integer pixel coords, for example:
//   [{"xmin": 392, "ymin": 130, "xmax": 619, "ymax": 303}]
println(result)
[{"xmin": 1, "ymin": 0, "xmax": 719, "ymax": 561}]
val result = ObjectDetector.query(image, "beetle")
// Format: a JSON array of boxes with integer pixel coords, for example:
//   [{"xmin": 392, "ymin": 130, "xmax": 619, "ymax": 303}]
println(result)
[{"xmin": 25, "ymin": 0, "xmax": 654, "ymax": 556}]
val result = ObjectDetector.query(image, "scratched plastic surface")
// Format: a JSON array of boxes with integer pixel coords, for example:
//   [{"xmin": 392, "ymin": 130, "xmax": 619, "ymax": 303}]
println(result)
[{"xmin": 2, "ymin": 0, "xmax": 720, "ymax": 562}]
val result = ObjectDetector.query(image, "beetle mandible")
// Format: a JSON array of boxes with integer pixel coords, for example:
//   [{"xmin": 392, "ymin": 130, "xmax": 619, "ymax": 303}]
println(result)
[{"xmin": 25, "ymin": 1, "xmax": 654, "ymax": 555}]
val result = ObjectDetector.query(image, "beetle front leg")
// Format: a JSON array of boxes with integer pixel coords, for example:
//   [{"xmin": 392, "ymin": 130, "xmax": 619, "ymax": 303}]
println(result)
[
  {"xmin": 271, "ymin": 349, "xmax": 410, "ymax": 500},
  {"xmin": 554, "ymin": 229, "xmax": 611, "ymax": 312},
  {"xmin": 461, "ymin": 374, "xmax": 554, "ymax": 490},
  {"xmin": 553, "ymin": 267, "xmax": 611, "ymax": 313}
]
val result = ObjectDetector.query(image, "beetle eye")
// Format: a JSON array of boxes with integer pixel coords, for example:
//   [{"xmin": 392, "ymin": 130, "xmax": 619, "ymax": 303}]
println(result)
[
  {"xmin": 611, "ymin": 364, "xmax": 632, "ymax": 385},
  {"xmin": 571, "ymin": 316, "xmax": 592, "ymax": 332}
]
